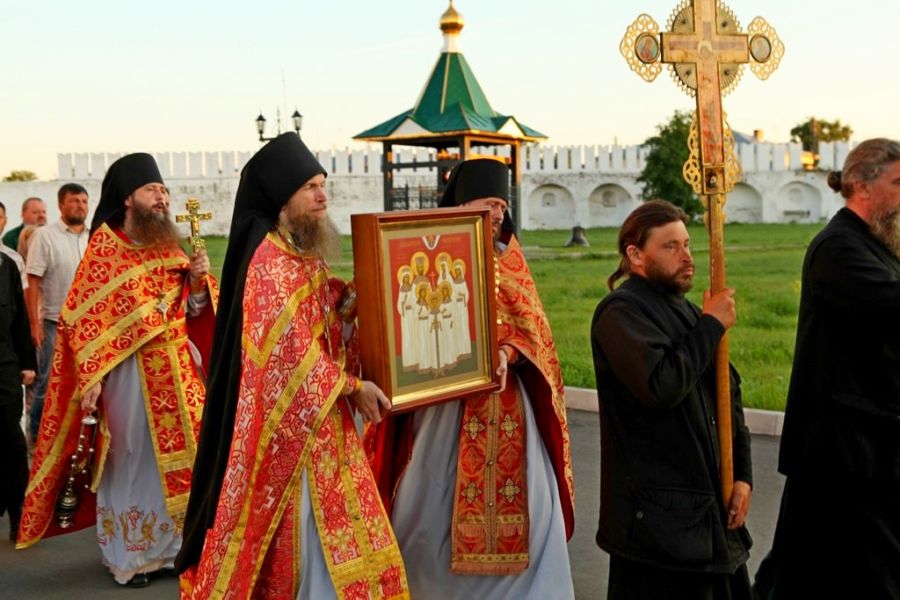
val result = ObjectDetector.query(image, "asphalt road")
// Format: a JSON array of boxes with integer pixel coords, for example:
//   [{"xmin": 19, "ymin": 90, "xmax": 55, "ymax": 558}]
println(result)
[{"xmin": 0, "ymin": 409, "xmax": 785, "ymax": 599}]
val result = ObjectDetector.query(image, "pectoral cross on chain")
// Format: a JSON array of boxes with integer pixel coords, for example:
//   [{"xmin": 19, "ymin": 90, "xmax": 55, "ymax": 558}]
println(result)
[
  {"xmin": 175, "ymin": 198, "xmax": 212, "ymax": 253},
  {"xmin": 620, "ymin": 0, "xmax": 784, "ymax": 508}
]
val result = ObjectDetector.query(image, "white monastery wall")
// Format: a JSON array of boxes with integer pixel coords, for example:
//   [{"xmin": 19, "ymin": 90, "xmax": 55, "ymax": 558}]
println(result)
[{"xmin": 0, "ymin": 141, "xmax": 855, "ymax": 236}]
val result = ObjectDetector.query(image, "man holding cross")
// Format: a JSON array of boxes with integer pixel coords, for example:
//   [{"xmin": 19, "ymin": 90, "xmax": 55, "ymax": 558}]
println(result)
[
  {"xmin": 605, "ymin": 6, "xmax": 784, "ymax": 595},
  {"xmin": 18, "ymin": 153, "xmax": 218, "ymax": 588},
  {"xmin": 591, "ymin": 201, "xmax": 753, "ymax": 600}
]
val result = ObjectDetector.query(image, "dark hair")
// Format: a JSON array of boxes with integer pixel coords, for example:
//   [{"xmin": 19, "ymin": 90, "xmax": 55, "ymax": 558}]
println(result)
[
  {"xmin": 57, "ymin": 183, "xmax": 88, "ymax": 204},
  {"xmin": 608, "ymin": 200, "xmax": 688, "ymax": 290},
  {"xmin": 827, "ymin": 138, "xmax": 900, "ymax": 199},
  {"xmin": 0, "ymin": 201, "xmax": 6, "ymax": 214}
]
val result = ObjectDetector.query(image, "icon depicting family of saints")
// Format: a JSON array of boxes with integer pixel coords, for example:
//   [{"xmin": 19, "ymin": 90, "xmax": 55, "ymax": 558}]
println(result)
[{"xmin": 396, "ymin": 250, "xmax": 471, "ymax": 375}]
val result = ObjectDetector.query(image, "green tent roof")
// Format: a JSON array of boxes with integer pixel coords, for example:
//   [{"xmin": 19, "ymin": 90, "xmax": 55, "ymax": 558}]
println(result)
[{"xmin": 355, "ymin": 51, "xmax": 545, "ymax": 141}]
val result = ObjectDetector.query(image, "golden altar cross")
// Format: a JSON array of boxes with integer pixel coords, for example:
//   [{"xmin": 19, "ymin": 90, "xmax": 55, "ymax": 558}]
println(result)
[
  {"xmin": 175, "ymin": 198, "xmax": 212, "ymax": 253},
  {"xmin": 662, "ymin": 0, "xmax": 747, "ymax": 191},
  {"xmin": 621, "ymin": 0, "xmax": 783, "ymax": 506}
]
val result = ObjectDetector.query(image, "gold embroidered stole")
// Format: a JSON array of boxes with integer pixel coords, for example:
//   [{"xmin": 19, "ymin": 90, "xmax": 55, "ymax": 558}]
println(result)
[
  {"xmin": 451, "ymin": 235, "xmax": 574, "ymax": 573},
  {"xmin": 452, "ymin": 373, "xmax": 529, "ymax": 574},
  {"xmin": 308, "ymin": 404, "xmax": 409, "ymax": 598}
]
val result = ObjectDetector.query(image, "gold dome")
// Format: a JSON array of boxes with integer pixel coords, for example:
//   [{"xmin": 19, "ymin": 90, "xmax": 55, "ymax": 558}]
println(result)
[{"xmin": 440, "ymin": 1, "xmax": 464, "ymax": 35}]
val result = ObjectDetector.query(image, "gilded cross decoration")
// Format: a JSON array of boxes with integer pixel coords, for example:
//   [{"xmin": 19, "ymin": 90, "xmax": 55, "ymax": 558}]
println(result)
[
  {"xmin": 621, "ymin": 0, "xmax": 783, "ymax": 507},
  {"xmin": 499, "ymin": 478, "xmax": 521, "ymax": 503},
  {"xmin": 175, "ymin": 198, "xmax": 213, "ymax": 252},
  {"xmin": 463, "ymin": 415, "xmax": 486, "ymax": 440},
  {"xmin": 461, "ymin": 482, "xmax": 480, "ymax": 505}
]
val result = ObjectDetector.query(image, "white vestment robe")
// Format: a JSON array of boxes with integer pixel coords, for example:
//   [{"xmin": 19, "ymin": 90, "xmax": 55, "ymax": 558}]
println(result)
[{"xmin": 391, "ymin": 378, "xmax": 574, "ymax": 599}]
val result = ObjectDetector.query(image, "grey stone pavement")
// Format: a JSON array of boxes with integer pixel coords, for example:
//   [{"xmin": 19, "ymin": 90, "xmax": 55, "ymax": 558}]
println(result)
[{"xmin": 0, "ymin": 409, "xmax": 785, "ymax": 599}]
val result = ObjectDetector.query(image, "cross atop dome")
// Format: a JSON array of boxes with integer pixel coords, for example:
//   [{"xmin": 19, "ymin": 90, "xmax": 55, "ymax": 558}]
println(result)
[{"xmin": 440, "ymin": 0, "xmax": 464, "ymax": 51}]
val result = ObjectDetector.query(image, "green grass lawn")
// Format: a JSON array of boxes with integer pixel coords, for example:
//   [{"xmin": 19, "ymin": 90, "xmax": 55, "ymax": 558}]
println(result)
[{"xmin": 201, "ymin": 222, "xmax": 825, "ymax": 411}]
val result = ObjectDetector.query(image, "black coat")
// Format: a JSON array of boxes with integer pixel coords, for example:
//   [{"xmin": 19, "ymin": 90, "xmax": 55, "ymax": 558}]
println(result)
[
  {"xmin": 591, "ymin": 275, "xmax": 752, "ymax": 574},
  {"xmin": 0, "ymin": 255, "xmax": 34, "ymax": 405},
  {"xmin": 779, "ymin": 207, "xmax": 900, "ymax": 482},
  {"xmin": 759, "ymin": 208, "xmax": 900, "ymax": 599}
]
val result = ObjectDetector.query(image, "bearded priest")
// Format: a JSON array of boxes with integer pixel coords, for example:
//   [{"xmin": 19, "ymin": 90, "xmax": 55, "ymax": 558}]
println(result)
[
  {"xmin": 176, "ymin": 133, "xmax": 408, "ymax": 600},
  {"xmin": 367, "ymin": 158, "xmax": 575, "ymax": 599},
  {"xmin": 17, "ymin": 153, "xmax": 218, "ymax": 588}
]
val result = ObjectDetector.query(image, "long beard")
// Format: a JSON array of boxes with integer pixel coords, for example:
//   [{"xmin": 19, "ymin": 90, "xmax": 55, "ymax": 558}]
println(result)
[
  {"xmin": 131, "ymin": 205, "xmax": 180, "ymax": 249},
  {"xmin": 645, "ymin": 261, "xmax": 694, "ymax": 295},
  {"xmin": 870, "ymin": 208, "xmax": 900, "ymax": 260},
  {"xmin": 285, "ymin": 213, "xmax": 342, "ymax": 262}
]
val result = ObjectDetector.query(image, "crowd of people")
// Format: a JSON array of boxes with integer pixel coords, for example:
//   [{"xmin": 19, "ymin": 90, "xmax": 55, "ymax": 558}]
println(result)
[{"xmin": 0, "ymin": 136, "xmax": 896, "ymax": 599}]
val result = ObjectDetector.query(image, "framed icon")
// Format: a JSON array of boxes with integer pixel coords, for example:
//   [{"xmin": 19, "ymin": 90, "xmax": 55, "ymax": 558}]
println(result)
[{"xmin": 351, "ymin": 207, "xmax": 499, "ymax": 412}]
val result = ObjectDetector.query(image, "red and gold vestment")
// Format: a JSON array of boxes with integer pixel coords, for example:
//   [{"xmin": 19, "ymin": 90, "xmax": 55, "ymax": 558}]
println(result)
[
  {"xmin": 183, "ymin": 231, "xmax": 408, "ymax": 600},
  {"xmin": 17, "ymin": 224, "xmax": 218, "ymax": 547},
  {"xmin": 367, "ymin": 235, "xmax": 574, "ymax": 575}
]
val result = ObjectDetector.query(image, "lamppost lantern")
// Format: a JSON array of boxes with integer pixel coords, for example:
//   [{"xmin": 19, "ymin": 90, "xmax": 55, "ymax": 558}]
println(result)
[
  {"xmin": 255, "ymin": 108, "xmax": 302, "ymax": 143},
  {"xmin": 291, "ymin": 109, "xmax": 303, "ymax": 136},
  {"xmin": 255, "ymin": 113, "xmax": 267, "ymax": 140}
]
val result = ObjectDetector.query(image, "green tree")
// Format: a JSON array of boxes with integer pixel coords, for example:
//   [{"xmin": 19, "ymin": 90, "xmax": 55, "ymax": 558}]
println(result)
[
  {"xmin": 637, "ymin": 110, "xmax": 702, "ymax": 219},
  {"xmin": 790, "ymin": 117, "xmax": 853, "ymax": 153},
  {"xmin": 3, "ymin": 170, "xmax": 38, "ymax": 182}
]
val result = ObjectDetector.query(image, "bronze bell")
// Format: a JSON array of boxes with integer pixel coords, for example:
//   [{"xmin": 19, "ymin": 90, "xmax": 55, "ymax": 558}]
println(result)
[{"xmin": 565, "ymin": 225, "xmax": 590, "ymax": 247}]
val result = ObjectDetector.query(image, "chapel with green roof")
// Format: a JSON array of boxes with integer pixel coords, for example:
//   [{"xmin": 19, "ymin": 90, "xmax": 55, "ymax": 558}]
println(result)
[{"xmin": 354, "ymin": 1, "xmax": 546, "ymax": 224}]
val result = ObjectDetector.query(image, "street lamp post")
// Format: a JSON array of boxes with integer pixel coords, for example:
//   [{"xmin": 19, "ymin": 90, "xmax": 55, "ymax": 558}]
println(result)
[{"xmin": 255, "ymin": 108, "xmax": 303, "ymax": 142}]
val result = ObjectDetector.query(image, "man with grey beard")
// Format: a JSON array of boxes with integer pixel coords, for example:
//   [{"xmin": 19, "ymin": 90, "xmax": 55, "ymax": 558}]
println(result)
[
  {"xmin": 177, "ymin": 133, "xmax": 407, "ymax": 598},
  {"xmin": 755, "ymin": 138, "xmax": 900, "ymax": 599},
  {"xmin": 18, "ymin": 153, "xmax": 217, "ymax": 589}
]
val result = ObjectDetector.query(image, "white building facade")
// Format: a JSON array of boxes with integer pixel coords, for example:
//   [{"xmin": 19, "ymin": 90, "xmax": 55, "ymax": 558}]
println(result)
[{"xmin": 0, "ymin": 141, "xmax": 853, "ymax": 234}]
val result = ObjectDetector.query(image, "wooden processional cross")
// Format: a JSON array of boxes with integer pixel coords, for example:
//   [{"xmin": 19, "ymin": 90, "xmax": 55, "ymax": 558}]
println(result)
[
  {"xmin": 176, "ymin": 198, "xmax": 213, "ymax": 253},
  {"xmin": 620, "ymin": 0, "xmax": 783, "ymax": 506}
]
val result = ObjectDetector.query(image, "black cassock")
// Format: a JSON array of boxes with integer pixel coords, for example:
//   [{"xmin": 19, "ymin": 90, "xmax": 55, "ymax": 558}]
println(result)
[
  {"xmin": 0, "ymin": 255, "xmax": 36, "ymax": 539},
  {"xmin": 758, "ymin": 208, "xmax": 900, "ymax": 599},
  {"xmin": 591, "ymin": 275, "xmax": 753, "ymax": 600}
]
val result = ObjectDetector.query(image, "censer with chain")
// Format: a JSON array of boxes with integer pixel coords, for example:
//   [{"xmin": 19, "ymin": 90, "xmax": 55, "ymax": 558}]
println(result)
[{"xmin": 55, "ymin": 412, "xmax": 99, "ymax": 528}]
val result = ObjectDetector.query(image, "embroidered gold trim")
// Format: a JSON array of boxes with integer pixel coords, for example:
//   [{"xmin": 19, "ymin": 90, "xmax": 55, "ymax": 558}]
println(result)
[
  {"xmin": 62, "ymin": 254, "xmax": 187, "ymax": 323},
  {"xmin": 75, "ymin": 291, "xmax": 181, "ymax": 364},
  {"xmin": 211, "ymin": 342, "xmax": 330, "ymax": 595},
  {"xmin": 243, "ymin": 269, "xmax": 328, "ymax": 367},
  {"xmin": 308, "ymin": 408, "xmax": 408, "ymax": 598},
  {"xmin": 246, "ymin": 375, "xmax": 345, "ymax": 594}
]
